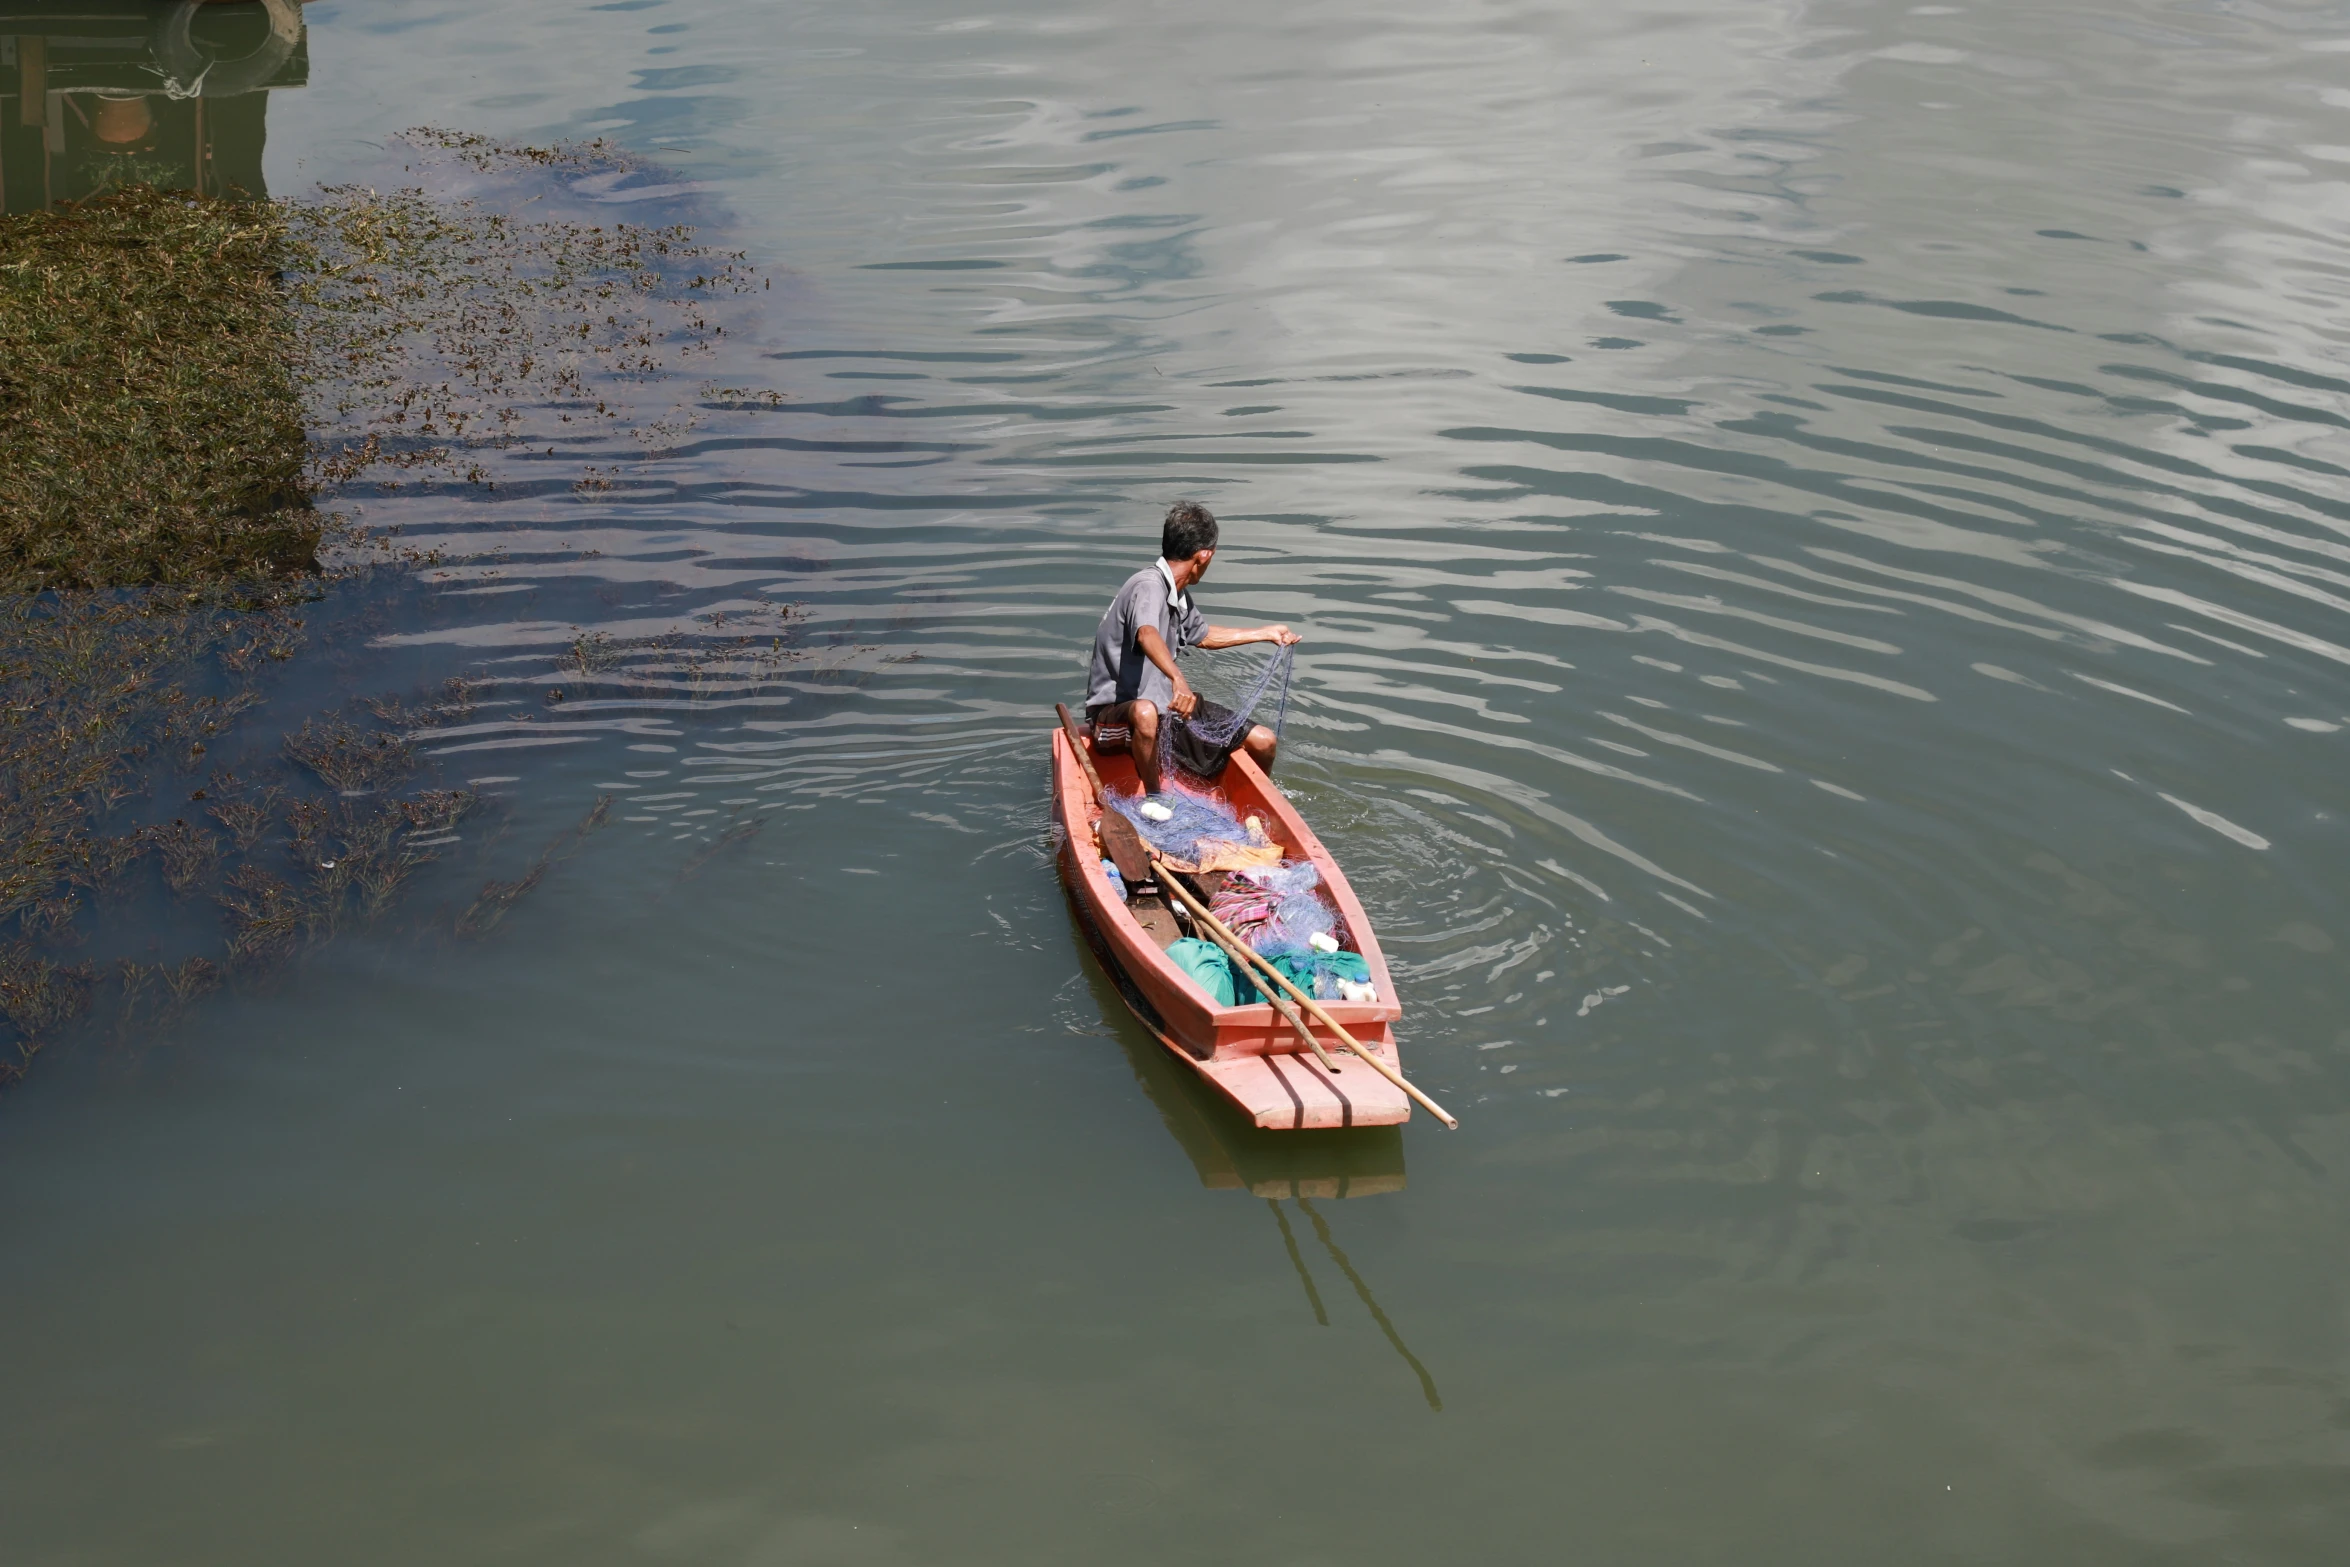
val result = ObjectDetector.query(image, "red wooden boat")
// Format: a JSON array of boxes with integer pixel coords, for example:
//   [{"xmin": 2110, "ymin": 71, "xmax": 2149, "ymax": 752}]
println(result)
[{"xmin": 1051, "ymin": 728, "xmax": 1411, "ymax": 1129}]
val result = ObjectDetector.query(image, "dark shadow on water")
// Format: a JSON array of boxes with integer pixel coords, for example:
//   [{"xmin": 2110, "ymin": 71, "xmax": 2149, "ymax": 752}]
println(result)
[
  {"xmin": 1298, "ymin": 1196, "xmax": 1443, "ymax": 1413},
  {"xmin": 1123, "ymin": 1024, "xmax": 1408, "ymax": 1200},
  {"xmin": 1055, "ymin": 842, "xmax": 1443, "ymax": 1405},
  {"xmin": 1267, "ymin": 1198, "xmax": 1331, "ymax": 1326}
]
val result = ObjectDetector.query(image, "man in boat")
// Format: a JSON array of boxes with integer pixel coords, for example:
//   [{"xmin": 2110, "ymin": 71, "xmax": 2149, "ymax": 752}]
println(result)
[{"xmin": 1085, "ymin": 501, "xmax": 1301, "ymax": 795}]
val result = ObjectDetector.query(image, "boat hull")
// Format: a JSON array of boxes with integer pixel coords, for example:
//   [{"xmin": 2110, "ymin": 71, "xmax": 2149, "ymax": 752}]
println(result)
[{"xmin": 1050, "ymin": 728, "xmax": 1410, "ymax": 1130}]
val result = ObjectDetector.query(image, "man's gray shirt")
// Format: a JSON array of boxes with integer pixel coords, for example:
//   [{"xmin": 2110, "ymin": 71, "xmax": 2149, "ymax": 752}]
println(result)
[{"xmin": 1086, "ymin": 561, "xmax": 1206, "ymax": 710}]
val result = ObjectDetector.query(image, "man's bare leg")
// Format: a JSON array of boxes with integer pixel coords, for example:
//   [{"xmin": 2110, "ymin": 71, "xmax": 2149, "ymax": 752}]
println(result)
[
  {"xmin": 1131, "ymin": 701, "xmax": 1165, "ymax": 794},
  {"xmin": 1243, "ymin": 723, "xmax": 1277, "ymax": 774},
  {"xmin": 1095, "ymin": 699, "xmax": 1166, "ymax": 794}
]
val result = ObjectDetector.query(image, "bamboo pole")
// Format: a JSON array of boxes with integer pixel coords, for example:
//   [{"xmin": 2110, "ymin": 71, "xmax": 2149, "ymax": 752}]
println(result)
[
  {"xmin": 20, "ymin": 36, "xmax": 45, "ymax": 129},
  {"xmin": 1154, "ymin": 862, "xmax": 1460, "ymax": 1129},
  {"xmin": 1271, "ymin": 985, "xmax": 1347, "ymax": 1078},
  {"xmin": 1181, "ymin": 884, "xmax": 1345, "ymax": 1074}
]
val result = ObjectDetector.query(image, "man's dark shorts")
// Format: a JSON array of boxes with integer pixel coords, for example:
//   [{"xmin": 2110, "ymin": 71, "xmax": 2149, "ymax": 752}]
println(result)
[{"xmin": 1087, "ymin": 697, "xmax": 1247, "ymax": 781}]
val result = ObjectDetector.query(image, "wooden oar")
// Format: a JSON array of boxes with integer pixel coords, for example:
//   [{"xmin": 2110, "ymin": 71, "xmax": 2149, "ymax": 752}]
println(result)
[
  {"xmin": 1056, "ymin": 705, "xmax": 1337, "ymax": 1070},
  {"xmin": 1153, "ymin": 863, "xmax": 1461, "ymax": 1130},
  {"xmin": 1056, "ymin": 703, "xmax": 1153, "ymax": 885}
]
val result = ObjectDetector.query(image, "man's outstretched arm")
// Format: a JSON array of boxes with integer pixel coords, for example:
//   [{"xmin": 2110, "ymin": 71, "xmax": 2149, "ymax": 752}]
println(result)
[
  {"xmin": 1198, "ymin": 623, "xmax": 1301, "ymax": 650},
  {"xmin": 1137, "ymin": 622, "xmax": 1300, "ymax": 718}
]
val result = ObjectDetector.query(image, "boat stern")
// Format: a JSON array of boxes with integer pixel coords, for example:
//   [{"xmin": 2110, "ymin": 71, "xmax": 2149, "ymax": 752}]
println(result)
[{"xmin": 1198, "ymin": 1044, "xmax": 1412, "ymax": 1130}]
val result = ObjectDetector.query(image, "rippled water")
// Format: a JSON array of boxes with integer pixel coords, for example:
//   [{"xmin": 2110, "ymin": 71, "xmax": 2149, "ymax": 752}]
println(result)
[{"xmin": 8, "ymin": 1, "xmax": 2350, "ymax": 1560}]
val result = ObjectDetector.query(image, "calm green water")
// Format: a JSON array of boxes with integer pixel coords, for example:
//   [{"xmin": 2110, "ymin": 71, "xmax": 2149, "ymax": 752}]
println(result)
[{"xmin": 8, "ymin": 1, "xmax": 2350, "ymax": 1560}]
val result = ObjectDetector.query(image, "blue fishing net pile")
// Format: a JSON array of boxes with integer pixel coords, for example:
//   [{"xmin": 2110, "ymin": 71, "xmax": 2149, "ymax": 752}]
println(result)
[
  {"xmin": 1104, "ymin": 785, "xmax": 1349, "ymax": 977},
  {"xmin": 1237, "ymin": 868, "xmax": 1366, "ymax": 999},
  {"xmin": 1239, "ymin": 861, "xmax": 1342, "ymax": 957},
  {"xmin": 1106, "ymin": 784, "xmax": 1245, "ymax": 862}
]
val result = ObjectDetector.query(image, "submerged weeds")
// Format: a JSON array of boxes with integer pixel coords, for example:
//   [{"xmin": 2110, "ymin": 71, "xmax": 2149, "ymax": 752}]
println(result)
[
  {"xmin": 0, "ymin": 611, "xmax": 493, "ymax": 1077},
  {"xmin": 0, "ymin": 589, "xmax": 288, "ymax": 931},
  {"xmin": 1, "ymin": 135, "xmax": 754, "ymax": 594},
  {"xmin": 293, "ymin": 128, "xmax": 755, "ymax": 499},
  {"xmin": 0, "ymin": 129, "xmax": 763, "ymax": 1082},
  {"xmin": 456, "ymin": 794, "xmax": 610, "ymax": 940},
  {"xmin": 283, "ymin": 717, "xmax": 417, "ymax": 793}
]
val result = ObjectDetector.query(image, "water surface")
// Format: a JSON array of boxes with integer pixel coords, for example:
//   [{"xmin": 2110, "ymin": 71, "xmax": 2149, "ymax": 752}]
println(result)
[{"xmin": 7, "ymin": 1, "xmax": 2350, "ymax": 1560}]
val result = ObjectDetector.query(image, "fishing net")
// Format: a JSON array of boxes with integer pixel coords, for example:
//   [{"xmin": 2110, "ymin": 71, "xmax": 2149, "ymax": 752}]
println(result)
[
  {"xmin": 1108, "ymin": 782, "xmax": 1250, "ymax": 864},
  {"xmin": 1105, "ymin": 783, "xmax": 1353, "ymax": 971},
  {"xmin": 1206, "ymin": 860, "xmax": 1366, "ymax": 999},
  {"xmin": 1096, "ymin": 673, "xmax": 1374, "ymax": 999},
  {"xmin": 1175, "ymin": 641, "xmax": 1294, "ymax": 749},
  {"xmin": 1221, "ymin": 861, "xmax": 1342, "ymax": 954}
]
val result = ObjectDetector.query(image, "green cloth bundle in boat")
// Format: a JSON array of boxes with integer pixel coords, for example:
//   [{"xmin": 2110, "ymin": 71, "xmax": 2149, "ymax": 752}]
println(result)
[
  {"xmin": 1263, "ymin": 949, "xmax": 1371, "ymax": 1002},
  {"xmin": 1167, "ymin": 938, "xmax": 1262, "ymax": 1006},
  {"xmin": 1169, "ymin": 940, "xmax": 1373, "ymax": 1007}
]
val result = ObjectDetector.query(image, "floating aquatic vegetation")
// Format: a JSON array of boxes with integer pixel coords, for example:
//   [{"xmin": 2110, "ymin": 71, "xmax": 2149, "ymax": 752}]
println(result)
[
  {"xmin": 571, "ymin": 630, "xmax": 621, "ymax": 675},
  {"xmin": 217, "ymin": 864, "xmax": 305, "ymax": 967},
  {"xmin": 151, "ymin": 818, "xmax": 222, "ymax": 896},
  {"xmin": 0, "ymin": 189, "xmax": 313, "ymax": 591},
  {"xmin": 531, "ymin": 606, "xmax": 813, "ymax": 710},
  {"xmin": 2, "ymin": 130, "xmax": 759, "ymax": 586},
  {"xmin": 112, "ymin": 955, "xmax": 222, "ymax": 1045},
  {"xmin": 0, "ymin": 589, "xmax": 287, "ymax": 933},
  {"xmin": 282, "ymin": 716, "xmax": 418, "ymax": 794},
  {"xmin": 291, "ymin": 128, "xmax": 758, "ymax": 502},
  {"xmin": 400, "ymin": 127, "xmax": 641, "ymax": 179},
  {"xmin": 208, "ymin": 790, "xmax": 282, "ymax": 852},
  {"xmin": 0, "ymin": 593, "xmax": 586, "ymax": 1080},
  {"xmin": 0, "ymin": 637, "xmax": 500, "ymax": 1078},
  {"xmin": 362, "ymin": 678, "xmax": 478, "ymax": 732},
  {"xmin": 0, "ymin": 130, "xmax": 777, "ymax": 1085},
  {"xmin": 0, "ymin": 945, "xmax": 96, "ymax": 1073}
]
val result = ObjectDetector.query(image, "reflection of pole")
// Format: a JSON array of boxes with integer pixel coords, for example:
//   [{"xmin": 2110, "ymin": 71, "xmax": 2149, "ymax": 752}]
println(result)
[
  {"xmin": 1266, "ymin": 1199, "xmax": 1329, "ymax": 1326},
  {"xmin": 1297, "ymin": 1198, "xmax": 1444, "ymax": 1412},
  {"xmin": 17, "ymin": 36, "xmax": 41, "ymax": 127},
  {"xmin": 19, "ymin": 36, "xmax": 49, "ymax": 206}
]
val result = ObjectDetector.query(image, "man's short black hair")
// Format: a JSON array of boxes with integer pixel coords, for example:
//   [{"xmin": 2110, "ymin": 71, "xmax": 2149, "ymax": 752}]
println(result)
[{"xmin": 1162, "ymin": 501, "xmax": 1219, "ymax": 561}]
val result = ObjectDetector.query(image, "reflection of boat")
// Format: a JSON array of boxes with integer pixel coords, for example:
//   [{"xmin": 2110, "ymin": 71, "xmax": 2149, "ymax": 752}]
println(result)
[
  {"xmin": 2, "ymin": 0, "xmax": 308, "ymax": 212},
  {"xmin": 1060, "ymin": 938, "xmax": 1436, "ymax": 1400},
  {"xmin": 1051, "ymin": 728, "xmax": 1412, "ymax": 1130}
]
